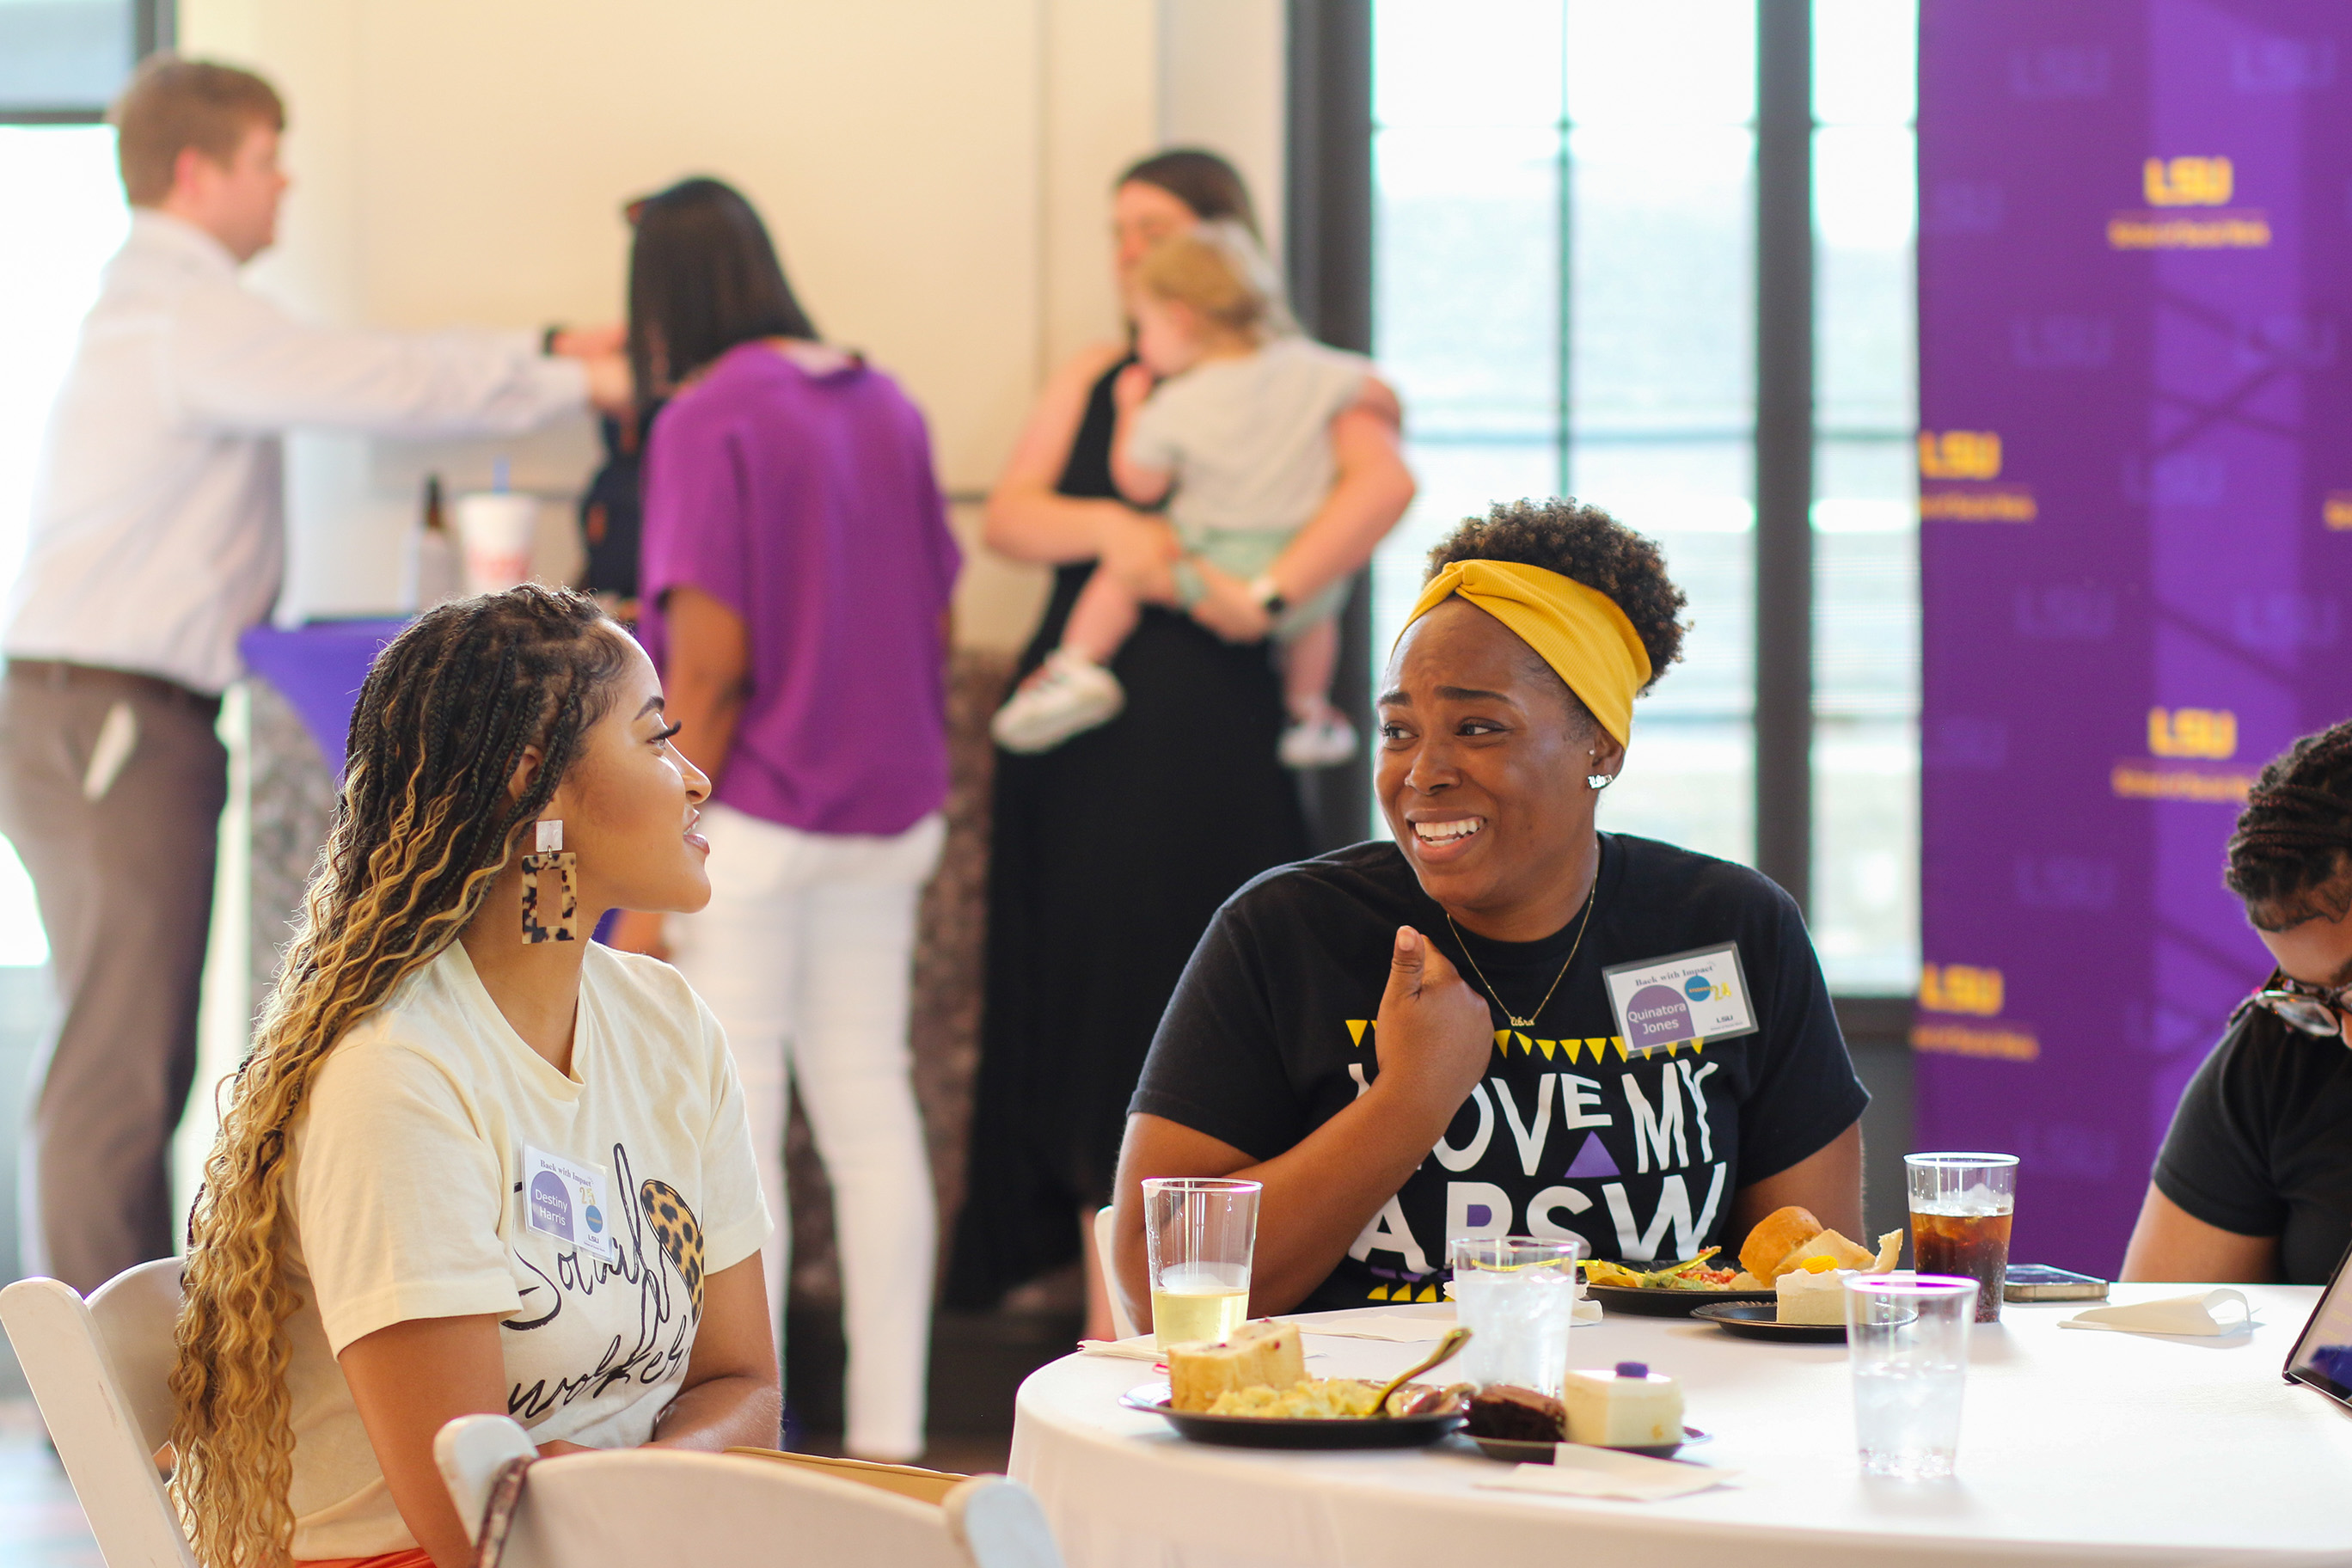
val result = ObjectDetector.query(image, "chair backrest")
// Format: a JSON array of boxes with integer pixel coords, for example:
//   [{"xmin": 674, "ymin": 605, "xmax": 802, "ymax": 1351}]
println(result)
[
  {"xmin": 0, "ymin": 1261, "xmax": 196, "ymax": 1568},
  {"xmin": 436, "ymin": 1415, "xmax": 1064, "ymax": 1568},
  {"xmin": 1093, "ymin": 1205, "xmax": 1139, "ymax": 1340}
]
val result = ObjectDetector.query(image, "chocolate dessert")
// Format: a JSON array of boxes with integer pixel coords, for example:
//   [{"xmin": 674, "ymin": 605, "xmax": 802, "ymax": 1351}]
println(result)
[{"xmin": 1466, "ymin": 1384, "xmax": 1567, "ymax": 1442}]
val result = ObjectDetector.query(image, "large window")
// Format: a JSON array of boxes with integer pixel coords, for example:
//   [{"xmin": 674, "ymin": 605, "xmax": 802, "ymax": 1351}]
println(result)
[
  {"xmin": 1369, "ymin": 0, "xmax": 1918, "ymax": 995},
  {"xmin": 0, "ymin": 0, "xmax": 156, "ymax": 965}
]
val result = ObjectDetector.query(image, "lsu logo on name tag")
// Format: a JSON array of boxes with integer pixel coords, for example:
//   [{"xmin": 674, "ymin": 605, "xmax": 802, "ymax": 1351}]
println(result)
[
  {"xmin": 1602, "ymin": 943, "xmax": 1758, "ymax": 1057},
  {"xmin": 521, "ymin": 1143, "xmax": 616, "ymax": 1261}
]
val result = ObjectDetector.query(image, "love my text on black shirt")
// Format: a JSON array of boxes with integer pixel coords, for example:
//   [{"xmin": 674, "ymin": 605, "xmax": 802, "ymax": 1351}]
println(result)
[{"xmin": 1131, "ymin": 836, "xmax": 1871, "ymax": 1311}]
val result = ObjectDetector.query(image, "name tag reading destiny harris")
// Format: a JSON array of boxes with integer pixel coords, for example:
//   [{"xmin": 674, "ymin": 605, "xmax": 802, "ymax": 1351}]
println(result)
[
  {"xmin": 1602, "ymin": 942, "xmax": 1758, "ymax": 1056},
  {"xmin": 521, "ymin": 1143, "xmax": 617, "ymax": 1262}
]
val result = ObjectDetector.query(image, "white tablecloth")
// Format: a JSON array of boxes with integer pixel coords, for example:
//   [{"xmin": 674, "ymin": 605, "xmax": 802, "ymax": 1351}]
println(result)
[{"xmin": 1008, "ymin": 1287, "xmax": 2352, "ymax": 1568}]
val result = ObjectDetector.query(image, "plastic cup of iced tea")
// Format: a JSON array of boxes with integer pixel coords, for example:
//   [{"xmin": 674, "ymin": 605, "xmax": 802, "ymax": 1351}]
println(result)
[{"xmin": 1906, "ymin": 1153, "xmax": 2017, "ymax": 1323}]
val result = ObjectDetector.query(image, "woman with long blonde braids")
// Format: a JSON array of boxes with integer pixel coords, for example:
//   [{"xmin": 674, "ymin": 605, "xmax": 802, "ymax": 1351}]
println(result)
[{"xmin": 168, "ymin": 586, "xmax": 777, "ymax": 1568}]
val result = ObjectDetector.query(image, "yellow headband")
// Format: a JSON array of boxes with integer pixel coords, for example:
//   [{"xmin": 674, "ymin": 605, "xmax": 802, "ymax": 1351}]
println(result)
[{"xmin": 1398, "ymin": 559, "xmax": 1652, "ymax": 745}]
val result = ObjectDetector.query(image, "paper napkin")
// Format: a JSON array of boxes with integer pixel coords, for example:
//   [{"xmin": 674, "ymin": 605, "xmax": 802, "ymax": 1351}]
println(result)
[
  {"xmin": 1076, "ymin": 1333, "xmax": 1332, "ymax": 1363},
  {"xmin": 2058, "ymin": 1289, "xmax": 2253, "ymax": 1338},
  {"xmin": 1306, "ymin": 1302, "xmax": 1602, "ymax": 1342},
  {"xmin": 1473, "ymin": 1446, "xmax": 1740, "ymax": 1501},
  {"xmin": 1076, "ymin": 1334, "xmax": 1165, "ymax": 1362}
]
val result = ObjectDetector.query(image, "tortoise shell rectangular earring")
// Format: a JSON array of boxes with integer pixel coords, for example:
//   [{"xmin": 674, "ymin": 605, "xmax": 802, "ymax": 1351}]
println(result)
[{"xmin": 521, "ymin": 819, "xmax": 579, "ymax": 943}]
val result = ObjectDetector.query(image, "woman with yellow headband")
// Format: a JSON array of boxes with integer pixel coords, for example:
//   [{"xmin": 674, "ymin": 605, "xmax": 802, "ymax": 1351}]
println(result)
[{"xmin": 1107, "ymin": 499, "xmax": 1869, "ymax": 1314}]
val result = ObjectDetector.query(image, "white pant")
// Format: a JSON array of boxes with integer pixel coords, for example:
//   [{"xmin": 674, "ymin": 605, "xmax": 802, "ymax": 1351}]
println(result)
[{"xmin": 669, "ymin": 802, "xmax": 945, "ymax": 1460}]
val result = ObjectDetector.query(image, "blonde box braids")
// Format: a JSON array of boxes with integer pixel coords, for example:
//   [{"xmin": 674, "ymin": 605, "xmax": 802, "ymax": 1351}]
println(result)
[{"xmin": 168, "ymin": 586, "xmax": 630, "ymax": 1568}]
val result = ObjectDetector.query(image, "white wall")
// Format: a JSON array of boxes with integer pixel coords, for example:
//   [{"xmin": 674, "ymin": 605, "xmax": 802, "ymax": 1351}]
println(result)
[
  {"xmin": 162, "ymin": 0, "xmax": 1286, "ymax": 1226},
  {"xmin": 175, "ymin": 0, "xmax": 1283, "ymax": 655}
]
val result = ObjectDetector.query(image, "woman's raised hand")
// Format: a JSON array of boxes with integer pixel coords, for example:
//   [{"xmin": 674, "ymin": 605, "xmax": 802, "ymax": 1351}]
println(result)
[{"xmin": 1369, "ymin": 926, "xmax": 1493, "ymax": 1113}]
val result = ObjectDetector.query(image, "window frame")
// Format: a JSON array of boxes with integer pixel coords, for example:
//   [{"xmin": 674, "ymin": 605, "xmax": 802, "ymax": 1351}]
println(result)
[
  {"xmin": 0, "ymin": 0, "xmax": 175, "ymax": 125},
  {"xmin": 1329, "ymin": 0, "xmax": 1917, "ymax": 1006}
]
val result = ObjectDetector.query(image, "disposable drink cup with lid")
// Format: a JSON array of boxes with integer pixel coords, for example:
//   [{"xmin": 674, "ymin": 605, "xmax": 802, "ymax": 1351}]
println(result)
[
  {"xmin": 1846, "ymin": 1272, "xmax": 1976, "ymax": 1479},
  {"xmin": 1906, "ymin": 1153, "xmax": 2017, "ymax": 1323},
  {"xmin": 1142, "ymin": 1177, "xmax": 1260, "ymax": 1349},
  {"xmin": 454, "ymin": 492, "xmax": 540, "ymax": 594},
  {"xmin": 1448, "ymin": 1234, "xmax": 1584, "ymax": 1396}
]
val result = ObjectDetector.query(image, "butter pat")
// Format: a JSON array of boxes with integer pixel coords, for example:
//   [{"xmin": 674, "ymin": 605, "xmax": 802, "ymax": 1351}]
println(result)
[
  {"xmin": 1560, "ymin": 1362, "xmax": 1684, "ymax": 1448},
  {"xmin": 1775, "ymin": 1259, "xmax": 1857, "ymax": 1325}
]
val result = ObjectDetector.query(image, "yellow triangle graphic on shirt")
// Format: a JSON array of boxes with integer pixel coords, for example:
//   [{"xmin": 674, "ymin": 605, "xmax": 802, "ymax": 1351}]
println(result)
[
  {"xmin": 1368, "ymin": 1284, "xmax": 1389, "ymax": 1301},
  {"xmin": 1514, "ymin": 1032, "xmax": 1534, "ymax": 1056},
  {"xmin": 1691, "ymin": 1038, "xmax": 1706, "ymax": 1053},
  {"xmin": 1347, "ymin": 1019, "xmax": 1370, "ymax": 1047},
  {"xmin": 1535, "ymin": 1038, "xmax": 1557, "ymax": 1060},
  {"xmin": 1611, "ymin": 1037, "xmax": 1629, "ymax": 1062},
  {"xmin": 1416, "ymin": 1284, "xmax": 1440, "ymax": 1303},
  {"xmin": 1583, "ymin": 1038, "xmax": 1608, "ymax": 1064},
  {"xmin": 1663, "ymin": 1041, "xmax": 1680, "ymax": 1058},
  {"xmin": 1493, "ymin": 1029, "xmax": 1512, "ymax": 1054}
]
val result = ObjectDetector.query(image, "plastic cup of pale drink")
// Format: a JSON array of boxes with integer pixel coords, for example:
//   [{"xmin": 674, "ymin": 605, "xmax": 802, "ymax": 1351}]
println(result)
[
  {"xmin": 1448, "ymin": 1235, "xmax": 1585, "ymax": 1395},
  {"xmin": 1846, "ymin": 1272, "xmax": 1976, "ymax": 1479},
  {"xmin": 1906, "ymin": 1153, "xmax": 2018, "ymax": 1322},
  {"xmin": 1142, "ymin": 1177, "xmax": 1260, "ymax": 1349},
  {"xmin": 454, "ymin": 492, "xmax": 540, "ymax": 593}
]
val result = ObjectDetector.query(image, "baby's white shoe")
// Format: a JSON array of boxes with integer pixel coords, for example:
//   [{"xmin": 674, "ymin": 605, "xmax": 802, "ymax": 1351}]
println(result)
[
  {"xmin": 991, "ymin": 649, "xmax": 1126, "ymax": 753},
  {"xmin": 1279, "ymin": 707, "xmax": 1357, "ymax": 769}
]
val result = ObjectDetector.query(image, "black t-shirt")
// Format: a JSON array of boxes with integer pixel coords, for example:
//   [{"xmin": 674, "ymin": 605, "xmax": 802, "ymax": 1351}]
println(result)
[
  {"xmin": 1130, "ymin": 835, "xmax": 1870, "ymax": 1311},
  {"xmin": 2153, "ymin": 1007, "xmax": 2352, "ymax": 1284}
]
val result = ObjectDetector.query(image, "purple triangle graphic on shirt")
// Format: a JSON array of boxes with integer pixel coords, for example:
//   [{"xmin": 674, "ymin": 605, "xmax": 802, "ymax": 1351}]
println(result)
[{"xmin": 1564, "ymin": 1134, "xmax": 1620, "ymax": 1179}]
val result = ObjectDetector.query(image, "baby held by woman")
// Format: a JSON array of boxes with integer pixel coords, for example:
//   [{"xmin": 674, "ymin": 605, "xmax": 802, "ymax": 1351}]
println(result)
[{"xmin": 991, "ymin": 222, "xmax": 1375, "ymax": 769}]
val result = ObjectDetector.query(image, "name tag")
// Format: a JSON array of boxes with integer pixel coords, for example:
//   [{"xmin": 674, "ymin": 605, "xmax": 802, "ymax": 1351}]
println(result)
[
  {"xmin": 1602, "ymin": 942, "xmax": 1758, "ymax": 1056},
  {"xmin": 521, "ymin": 1143, "xmax": 616, "ymax": 1260}
]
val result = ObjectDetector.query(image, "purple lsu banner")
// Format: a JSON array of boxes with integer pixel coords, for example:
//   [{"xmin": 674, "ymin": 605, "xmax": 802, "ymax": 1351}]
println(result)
[{"xmin": 1918, "ymin": 1, "xmax": 2352, "ymax": 1273}]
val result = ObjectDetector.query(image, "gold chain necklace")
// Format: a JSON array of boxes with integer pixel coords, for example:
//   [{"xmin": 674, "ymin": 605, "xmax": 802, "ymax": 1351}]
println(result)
[{"xmin": 1445, "ymin": 879, "xmax": 1599, "ymax": 1031}]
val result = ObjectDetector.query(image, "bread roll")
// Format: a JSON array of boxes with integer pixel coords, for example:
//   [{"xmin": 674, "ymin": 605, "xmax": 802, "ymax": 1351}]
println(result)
[
  {"xmin": 1738, "ymin": 1205, "xmax": 1823, "ymax": 1282},
  {"xmin": 1167, "ymin": 1320, "xmax": 1305, "ymax": 1412},
  {"xmin": 1779, "ymin": 1227, "xmax": 1878, "ymax": 1275}
]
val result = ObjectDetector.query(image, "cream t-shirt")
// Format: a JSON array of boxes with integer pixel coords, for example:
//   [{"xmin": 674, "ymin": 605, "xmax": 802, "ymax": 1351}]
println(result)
[{"xmin": 279, "ymin": 939, "xmax": 769, "ymax": 1559}]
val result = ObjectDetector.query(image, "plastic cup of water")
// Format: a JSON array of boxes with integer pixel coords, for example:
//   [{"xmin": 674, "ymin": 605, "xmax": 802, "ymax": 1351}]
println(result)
[
  {"xmin": 1142, "ymin": 1177, "xmax": 1260, "ymax": 1350},
  {"xmin": 1846, "ymin": 1272, "xmax": 1977, "ymax": 1479},
  {"xmin": 454, "ymin": 492, "xmax": 540, "ymax": 593},
  {"xmin": 1447, "ymin": 1235, "xmax": 1585, "ymax": 1396}
]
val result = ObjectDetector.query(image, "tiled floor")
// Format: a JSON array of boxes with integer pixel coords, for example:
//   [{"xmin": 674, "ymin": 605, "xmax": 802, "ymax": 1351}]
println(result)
[
  {"xmin": 0, "ymin": 1398, "xmax": 1014, "ymax": 1568},
  {"xmin": 0, "ymin": 1403, "xmax": 97, "ymax": 1568}
]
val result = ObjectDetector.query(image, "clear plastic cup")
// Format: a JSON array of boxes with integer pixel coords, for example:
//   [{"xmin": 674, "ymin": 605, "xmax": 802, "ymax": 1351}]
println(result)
[
  {"xmin": 1447, "ymin": 1235, "xmax": 1585, "ymax": 1396},
  {"xmin": 1846, "ymin": 1272, "xmax": 1977, "ymax": 1479},
  {"xmin": 1907, "ymin": 1152, "xmax": 2018, "ymax": 1322},
  {"xmin": 1142, "ymin": 1178, "xmax": 1260, "ymax": 1349},
  {"xmin": 454, "ymin": 492, "xmax": 540, "ymax": 593}
]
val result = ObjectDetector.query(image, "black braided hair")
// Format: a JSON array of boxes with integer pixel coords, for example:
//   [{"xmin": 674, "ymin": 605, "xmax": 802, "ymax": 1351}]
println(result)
[
  {"xmin": 1424, "ymin": 498, "xmax": 1689, "ymax": 695},
  {"xmin": 2226, "ymin": 720, "xmax": 2352, "ymax": 929}
]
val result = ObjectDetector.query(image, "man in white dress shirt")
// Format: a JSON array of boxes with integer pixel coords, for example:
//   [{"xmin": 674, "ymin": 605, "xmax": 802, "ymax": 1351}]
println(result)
[{"xmin": 0, "ymin": 56, "xmax": 612, "ymax": 1292}]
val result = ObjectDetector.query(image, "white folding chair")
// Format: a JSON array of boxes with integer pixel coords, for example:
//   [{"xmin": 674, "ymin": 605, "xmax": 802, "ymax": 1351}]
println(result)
[
  {"xmin": 437, "ymin": 1413, "xmax": 1064, "ymax": 1568},
  {"xmin": 1091, "ymin": 1205, "xmax": 1139, "ymax": 1340},
  {"xmin": 0, "ymin": 1259, "xmax": 197, "ymax": 1568}
]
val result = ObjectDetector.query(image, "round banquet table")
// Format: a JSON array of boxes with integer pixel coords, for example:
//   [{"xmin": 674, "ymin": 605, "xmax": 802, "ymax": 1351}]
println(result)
[{"xmin": 1008, "ymin": 1287, "xmax": 2352, "ymax": 1568}]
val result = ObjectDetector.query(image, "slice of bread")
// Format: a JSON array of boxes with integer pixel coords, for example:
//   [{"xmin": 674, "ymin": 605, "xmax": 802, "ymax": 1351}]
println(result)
[
  {"xmin": 1167, "ymin": 1320, "xmax": 1306, "ymax": 1412},
  {"xmin": 1738, "ymin": 1205, "xmax": 1823, "ymax": 1282},
  {"xmin": 1775, "ymin": 1227, "xmax": 1878, "ymax": 1276}
]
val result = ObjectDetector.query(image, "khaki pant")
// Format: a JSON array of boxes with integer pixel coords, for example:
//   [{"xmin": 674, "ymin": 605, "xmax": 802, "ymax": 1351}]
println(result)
[{"xmin": 0, "ymin": 661, "xmax": 224, "ymax": 1294}]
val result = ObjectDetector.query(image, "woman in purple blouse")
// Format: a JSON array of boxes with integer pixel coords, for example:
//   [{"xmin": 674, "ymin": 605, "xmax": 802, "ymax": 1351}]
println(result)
[{"xmin": 608, "ymin": 178, "xmax": 959, "ymax": 1461}]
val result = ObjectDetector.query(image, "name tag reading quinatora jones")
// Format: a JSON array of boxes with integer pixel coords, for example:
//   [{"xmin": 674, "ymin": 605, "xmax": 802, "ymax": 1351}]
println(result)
[
  {"xmin": 1602, "ymin": 943, "xmax": 1758, "ymax": 1056},
  {"xmin": 521, "ymin": 1143, "xmax": 617, "ymax": 1261}
]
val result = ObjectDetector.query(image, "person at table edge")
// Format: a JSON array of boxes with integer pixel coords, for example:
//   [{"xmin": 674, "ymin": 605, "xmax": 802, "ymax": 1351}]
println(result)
[
  {"xmin": 2124, "ymin": 717, "xmax": 2352, "ymax": 1285},
  {"xmin": 1110, "ymin": 499, "xmax": 1869, "ymax": 1318}
]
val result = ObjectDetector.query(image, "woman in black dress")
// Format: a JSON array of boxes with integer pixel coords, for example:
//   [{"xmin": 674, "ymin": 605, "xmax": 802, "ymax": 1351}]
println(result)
[{"xmin": 949, "ymin": 150, "xmax": 1415, "ymax": 1337}]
